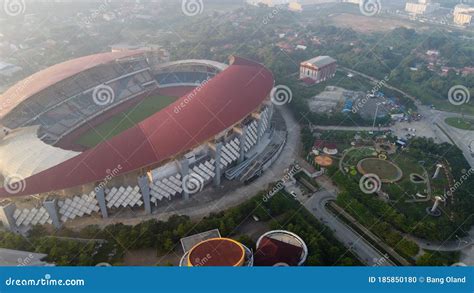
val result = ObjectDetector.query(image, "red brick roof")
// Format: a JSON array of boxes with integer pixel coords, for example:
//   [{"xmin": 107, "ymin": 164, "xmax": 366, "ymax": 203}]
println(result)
[{"xmin": 254, "ymin": 236, "xmax": 303, "ymax": 266}]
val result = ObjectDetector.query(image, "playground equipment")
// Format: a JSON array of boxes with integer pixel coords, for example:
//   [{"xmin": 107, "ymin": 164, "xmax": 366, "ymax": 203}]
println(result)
[
  {"xmin": 426, "ymin": 195, "xmax": 445, "ymax": 217},
  {"xmin": 416, "ymin": 193, "xmax": 427, "ymax": 198},
  {"xmin": 432, "ymin": 164, "xmax": 443, "ymax": 179}
]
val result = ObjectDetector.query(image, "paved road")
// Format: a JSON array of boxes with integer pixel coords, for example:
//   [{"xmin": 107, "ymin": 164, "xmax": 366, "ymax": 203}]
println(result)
[
  {"xmin": 403, "ymin": 233, "xmax": 473, "ymax": 252},
  {"xmin": 419, "ymin": 105, "xmax": 474, "ymax": 169},
  {"xmin": 301, "ymin": 177, "xmax": 394, "ymax": 266}
]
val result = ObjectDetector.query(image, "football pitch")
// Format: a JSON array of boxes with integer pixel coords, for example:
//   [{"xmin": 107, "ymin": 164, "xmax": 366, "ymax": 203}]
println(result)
[{"xmin": 75, "ymin": 95, "xmax": 178, "ymax": 148}]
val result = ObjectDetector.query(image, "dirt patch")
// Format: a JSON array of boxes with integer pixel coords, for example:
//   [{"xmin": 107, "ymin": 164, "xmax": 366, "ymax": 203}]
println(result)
[
  {"xmin": 123, "ymin": 248, "xmax": 159, "ymax": 266},
  {"xmin": 123, "ymin": 248, "xmax": 182, "ymax": 266}
]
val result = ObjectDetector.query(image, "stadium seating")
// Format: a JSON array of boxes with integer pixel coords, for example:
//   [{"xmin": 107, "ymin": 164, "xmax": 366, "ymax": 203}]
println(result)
[
  {"xmin": 156, "ymin": 71, "xmax": 215, "ymax": 86},
  {"xmin": 2, "ymin": 57, "xmax": 156, "ymax": 144}
]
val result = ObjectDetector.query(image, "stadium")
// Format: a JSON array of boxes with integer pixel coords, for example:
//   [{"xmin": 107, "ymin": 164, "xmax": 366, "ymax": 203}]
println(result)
[{"xmin": 0, "ymin": 51, "xmax": 280, "ymax": 232}]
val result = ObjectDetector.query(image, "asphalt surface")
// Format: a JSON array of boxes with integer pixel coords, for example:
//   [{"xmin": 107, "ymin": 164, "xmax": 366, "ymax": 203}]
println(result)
[
  {"xmin": 420, "ymin": 105, "xmax": 474, "ymax": 169},
  {"xmin": 301, "ymin": 177, "xmax": 394, "ymax": 266}
]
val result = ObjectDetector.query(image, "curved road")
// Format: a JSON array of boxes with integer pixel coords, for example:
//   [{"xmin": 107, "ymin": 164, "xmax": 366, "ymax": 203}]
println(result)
[
  {"xmin": 302, "ymin": 177, "xmax": 394, "ymax": 266},
  {"xmin": 403, "ymin": 233, "xmax": 473, "ymax": 252}
]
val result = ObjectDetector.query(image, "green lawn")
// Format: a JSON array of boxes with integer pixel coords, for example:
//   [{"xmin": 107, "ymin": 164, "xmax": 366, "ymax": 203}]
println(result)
[
  {"xmin": 75, "ymin": 95, "xmax": 177, "ymax": 148},
  {"xmin": 388, "ymin": 155, "xmax": 427, "ymax": 198},
  {"xmin": 445, "ymin": 117, "xmax": 474, "ymax": 131},
  {"xmin": 343, "ymin": 147, "xmax": 376, "ymax": 166}
]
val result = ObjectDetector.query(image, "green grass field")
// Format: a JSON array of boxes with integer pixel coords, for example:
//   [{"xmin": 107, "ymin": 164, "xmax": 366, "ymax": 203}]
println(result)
[
  {"xmin": 445, "ymin": 117, "xmax": 474, "ymax": 131},
  {"xmin": 75, "ymin": 95, "xmax": 177, "ymax": 148}
]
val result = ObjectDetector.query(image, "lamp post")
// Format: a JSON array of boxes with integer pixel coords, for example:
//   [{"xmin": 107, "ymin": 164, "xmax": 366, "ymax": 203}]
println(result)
[{"xmin": 372, "ymin": 102, "xmax": 381, "ymax": 131}]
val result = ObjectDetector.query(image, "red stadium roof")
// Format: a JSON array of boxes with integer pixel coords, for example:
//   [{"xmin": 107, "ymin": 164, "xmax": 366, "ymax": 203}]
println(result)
[
  {"xmin": 0, "ymin": 50, "xmax": 145, "ymax": 119},
  {"xmin": 0, "ymin": 56, "xmax": 274, "ymax": 197}
]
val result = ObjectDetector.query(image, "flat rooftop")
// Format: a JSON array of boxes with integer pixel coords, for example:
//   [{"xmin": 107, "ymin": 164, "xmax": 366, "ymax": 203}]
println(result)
[{"xmin": 180, "ymin": 229, "xmax": 221, "ymax": 253}]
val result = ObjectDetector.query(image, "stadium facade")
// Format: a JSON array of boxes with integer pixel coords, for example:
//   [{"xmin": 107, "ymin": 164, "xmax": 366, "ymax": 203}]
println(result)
[{"xmin": 0, "ymin": 51, "xmax": 279, "ymax": 232}]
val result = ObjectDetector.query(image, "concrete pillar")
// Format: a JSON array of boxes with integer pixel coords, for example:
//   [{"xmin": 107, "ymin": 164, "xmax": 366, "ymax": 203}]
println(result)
[
  {"xmin": 43, "ymin": 199, "xmax": 61, "ymax": 229},
  {"xmin": 267, "ymin": 104, "xmax": 274, "ymax": 127},
  {"xmin": 239, "ymin": 127, "xmax": 247, "ymax": 163},
  {"xmin": 180, "ymin": 159, "xmax": 190, "ymax": 200},
  {"xmin": 0, "ymin": 202, "xmax": 17, "ymax": 232},
  {"xmin": 214, "ymin": 142, "xmax": 223, "ymax": 187},
  {"xmin": 95, "ymin": 188, "xmax": 108, "ymax": 218},
  {"xmin": 256, "ymin": 116, "xmax": 263, "ymax": 143},
  {"xmin": 138, "ymin": 176, "xmax": 151, "ymax": 214}
]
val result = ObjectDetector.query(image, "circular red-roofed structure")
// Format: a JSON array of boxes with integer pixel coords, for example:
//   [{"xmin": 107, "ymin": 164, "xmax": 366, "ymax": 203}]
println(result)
[
  {"xmin": 254, "ymin": 230, "xmax": 308, "ymax": 266},
  {"xmin": 187, "ymin": 238, "xmax": 246, "ymax": 267}
]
